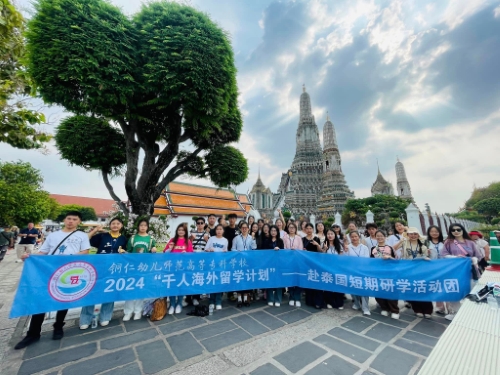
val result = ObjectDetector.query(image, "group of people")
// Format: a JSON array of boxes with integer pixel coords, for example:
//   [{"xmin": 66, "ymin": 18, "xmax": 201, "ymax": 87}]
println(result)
[{"xmin": 12, "ymin": 210, "xmax": 492, "ymax": 351}]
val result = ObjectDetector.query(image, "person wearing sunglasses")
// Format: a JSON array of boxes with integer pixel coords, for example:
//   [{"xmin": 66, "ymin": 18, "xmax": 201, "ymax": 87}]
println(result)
[{"xmin": 440, "ymin": 223, "xmax": 482, "ymax": 321}]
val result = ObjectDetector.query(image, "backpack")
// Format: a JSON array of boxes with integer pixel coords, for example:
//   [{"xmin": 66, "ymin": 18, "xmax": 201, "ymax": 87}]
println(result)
[{"xmin": 149, "ymin": 298, "xmax": 168, "ymax": 321}]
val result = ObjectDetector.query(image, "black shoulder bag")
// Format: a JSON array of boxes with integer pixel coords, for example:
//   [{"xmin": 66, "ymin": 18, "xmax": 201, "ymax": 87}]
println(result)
[{"xmin": 50, "ymin": 231, "xmax": 79, "ymax": 255}]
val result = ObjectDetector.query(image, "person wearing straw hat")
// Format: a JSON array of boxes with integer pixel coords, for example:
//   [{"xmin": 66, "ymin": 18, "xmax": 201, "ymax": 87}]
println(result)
[{"xmin": 469, "ymin": 231, "xmax": 490, "ymax": 271}]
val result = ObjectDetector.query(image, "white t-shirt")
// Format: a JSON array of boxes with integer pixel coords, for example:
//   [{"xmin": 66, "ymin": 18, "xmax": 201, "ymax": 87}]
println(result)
[
  {"xmin": 428, "ymin": 241, "xmax": 443, "ymax": 259},
  {"xmin": 298, "ymin": 231, "xmax": 306, "ymax": 238},
  {"xmin": 205, "ymin": 236, "xmax": 228, "ymax": 252},
  {"xmin": 363, "ymin": 237, "xmax": 378, "ymax": 249},
  {"xmin": 474, "ymin": 239, "xmax": 488, "ymax": 258},
  {"xmin": 39, "ymin": 230, "xmax": 91, "ymax": 255},
  {"xmin": 346, "ymin": 243, "xmax": 370, "ymax": 258},
  {"xmin": 387, "ymin": 234, "xmax": 403, "ymax": 247}
]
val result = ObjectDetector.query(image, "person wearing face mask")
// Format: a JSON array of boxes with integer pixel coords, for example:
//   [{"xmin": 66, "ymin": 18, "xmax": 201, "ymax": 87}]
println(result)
[
  {"xmin": 439, "ymin": 223, "xmax": 482, "ymax": 321},
  {"xmin": 370, "ymin": 230, "xmax": 399, "ymax": 319}
]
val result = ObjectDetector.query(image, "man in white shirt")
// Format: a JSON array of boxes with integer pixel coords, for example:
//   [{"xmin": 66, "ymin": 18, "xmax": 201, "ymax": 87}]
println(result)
[{"xmin": 15, "ymin": 211, "xmax": 90, "ymax": 350}]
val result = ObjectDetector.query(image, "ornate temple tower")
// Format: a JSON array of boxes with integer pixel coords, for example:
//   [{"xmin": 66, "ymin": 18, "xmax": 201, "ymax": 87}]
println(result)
[
  {"xmin": 395, "ymin": 158, "xmax": 413, "ymax": 200},
  {"xmin": 249, "ymin": 168, "xmax": 274, "ymax": 220},
  {"xmin": 284, "ymin": 85, "xmax": 324, "ymax": 218},
  {"xmin": 371, "ymin": 163, "xmax": 395, "ymax": 196},
  {"xmin": 317, "ymin": 113, "xmax": 354, "ymax": 217}
]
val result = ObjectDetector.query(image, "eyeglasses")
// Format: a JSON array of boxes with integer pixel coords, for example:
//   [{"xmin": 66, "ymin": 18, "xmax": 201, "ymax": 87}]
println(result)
[
  {"xmin": 451, "ymin": 228, "xmax": 462, "ymax": 233},
  {"xmin": 196, "ymin": 222, "xmax": 204, "ymax": 225}
]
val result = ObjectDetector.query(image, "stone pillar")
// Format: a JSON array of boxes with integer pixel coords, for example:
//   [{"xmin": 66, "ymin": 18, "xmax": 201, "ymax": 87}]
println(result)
[
  {"xmin": 335, "ymin": 212, "xmax": 342, "ymax": 226},
  {"xmin": 405, "ymin": 204, "xmax": 420, "ymax": 229},
  {"xmin": 366, "ymin": 210, "xmax": 374, "ymax": 224},
  {"xmin": 310, "ymin": 214, "xmax": 316, "ymax": 228},
  {"xmin": 439, "ymin": 214, "xmax": 448, "ymax": 238},
  {"xmin": 423, "ymin": 213, "xmax": 430, "ymax": 234},
  {"xmin": 431, "ymin": 212, "xmax": 438, "ymax": 228}
]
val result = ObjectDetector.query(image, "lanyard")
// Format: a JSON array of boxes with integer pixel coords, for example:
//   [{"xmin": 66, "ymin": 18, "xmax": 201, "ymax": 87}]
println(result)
[
  {"xmin": 241, "ymin": 235, "xmax": 249, "ymax": 250},
  {"xmin": 350, "ymin": 244, "xmax": 363, "ymax": 257},
  {"xmin": 289, "ymin": 236, "xmax": 296, "ymax": 248},
  {"xmin": 367, "ymin": 238, "xmax": 376, "ymax": 248},
  {"xmin": 409, "ymin": 242, "xmax": 418, "ymax": 259}
]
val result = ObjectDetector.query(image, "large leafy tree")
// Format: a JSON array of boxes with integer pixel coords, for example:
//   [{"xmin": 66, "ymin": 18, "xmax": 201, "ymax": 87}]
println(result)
[
  {"xmin": 55, "ymin": 204, "xmax": 97, "ymax": 222},
  {"xmin": 0, "ymin": 161, "xmax": 52, "ymax": 226},
  {"xmin": 26, "ymin": 0, "xmax": 248, "ymax": 216},
  {"xmin": 0, "ymin": 0, "xmax": 50, "ymax": 149},
  {"xmin": 341, "ymin": 195, "xmax": 411, "ymax": 230},
  {"xmin": 474, "ymin": 198, "xmax": 500, "ymax": 224},
  {"xmin": 465, "ymin": 182, "xmax": 500, "ymax": 209}
]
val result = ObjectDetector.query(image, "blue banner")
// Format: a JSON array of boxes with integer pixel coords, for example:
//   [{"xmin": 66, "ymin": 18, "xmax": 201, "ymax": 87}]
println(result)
[{"xmin": 10, "ymin": 251, "xmax": 471, "ymax": 318}]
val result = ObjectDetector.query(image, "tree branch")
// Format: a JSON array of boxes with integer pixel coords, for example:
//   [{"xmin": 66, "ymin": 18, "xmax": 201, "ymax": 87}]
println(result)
[
  {"xmin": 117, "ymin": 118, "xmax": 141, "ymax": 209},
  {"xmin": 154, "ymin": 146, "xmax": 204, "ymax": 196},
  {"xmin": 101, "ymin": 169, "xmax": 129, "ymax": 215}
]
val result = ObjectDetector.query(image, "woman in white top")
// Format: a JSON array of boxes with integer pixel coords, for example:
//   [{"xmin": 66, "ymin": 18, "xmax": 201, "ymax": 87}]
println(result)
[
  {"xmin": 205, "ymin": 224, "xmax": 228, "ymax": 311},
  {"xmin": 275, "ymin": 218, "xmax": 286, "ymax": 239},
  {"xmin": 322, "ymin": 229, "xmax": 345, "ymax": 310},
  {"xmin": 283, "ymin": 222, "xmax": 304, "ymax": 306},
  {"xmin": 387, "ymin": 221, "xmax": 407, "ymax": 258},
  {"xmin": 363, "ymin": 223, "xmax": 378, "ymax": 249},
  {"xmin": 426, "ymin": 225, "xmax": 443, "ymax": 260},
  {"xmin": 344, "ymin": 232, "xmax": 371, "ymax": 315},
  {"xmin": 297, "ymin": 221, "xmax": 307, "ymax": 238}
]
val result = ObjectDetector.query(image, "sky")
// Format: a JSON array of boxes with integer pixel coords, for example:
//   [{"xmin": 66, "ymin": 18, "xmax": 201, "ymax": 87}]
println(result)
[{"xmin": 4, "ymin": 0, "xmax": 500, "ymax": 214}]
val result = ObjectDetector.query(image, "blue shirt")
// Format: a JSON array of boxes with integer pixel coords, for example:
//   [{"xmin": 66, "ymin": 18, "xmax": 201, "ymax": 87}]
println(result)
[
  {"xmin": 19, "ymin": 228, "xmax": 40, "ymax": 245},
  {"xmin": 90, "ymin": 233, "xmax": 128, "ymax": 254}
]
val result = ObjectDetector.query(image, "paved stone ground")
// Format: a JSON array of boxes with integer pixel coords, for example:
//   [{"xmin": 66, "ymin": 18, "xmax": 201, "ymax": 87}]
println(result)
[{"xmin": 0, "ymin": 250, "xmax": 451, "ymax": 375}]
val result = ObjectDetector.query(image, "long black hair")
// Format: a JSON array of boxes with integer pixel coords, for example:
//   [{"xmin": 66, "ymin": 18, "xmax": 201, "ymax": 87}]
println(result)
[
  {"xmin": 427, "ymin": 225, "xmax": 444, "ymax": 243},
  {"xmin": 325, "ymin": 229, "xmax": 342, "ymax": 254},
  {"xmin": 332, "ymin": 224, "xmax": 344, "ymax": 240},
  {"xmin": 446, "ymin": 223, "xmax": 471, "ymax": 242},
  {"xmin": 269, "ymin": 225, "xmax": 281, "ymax": 240}
]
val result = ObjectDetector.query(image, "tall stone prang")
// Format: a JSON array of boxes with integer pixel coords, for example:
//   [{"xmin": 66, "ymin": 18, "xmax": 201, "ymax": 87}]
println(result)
[
  {"xmin": 371, "ymin": 163, "xmax": 394, "ymax": 196},
  {"xmin": 317, "ymin": 112, "xmax": 354, "ymax": 217},
  {"xmin": 395, "ymin": 158, "xmax": 413, "ymax": 200},
  {"xmin": 283, "ymin": 85, "xmax": 324, "ymax": 218}
]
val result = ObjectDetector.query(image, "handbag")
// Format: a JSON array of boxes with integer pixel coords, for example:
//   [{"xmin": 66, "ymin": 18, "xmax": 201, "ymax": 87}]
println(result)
[
  {"xmin": 150, "ymin": 298, "xmax": 168, "ymax": 321},
  {"xmin": 454, "ymin": 240, "xmax": 481, "ymax": 280}
]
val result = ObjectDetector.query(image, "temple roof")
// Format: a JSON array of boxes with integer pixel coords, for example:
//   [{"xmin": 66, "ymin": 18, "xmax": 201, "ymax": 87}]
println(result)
[
  {"xmin": 153, "ymin": 181, "xmax": 251, "ymax": 217},
  {"xmin": 50, "ymin": 194, "xmax": 116, "ymax": 218}
]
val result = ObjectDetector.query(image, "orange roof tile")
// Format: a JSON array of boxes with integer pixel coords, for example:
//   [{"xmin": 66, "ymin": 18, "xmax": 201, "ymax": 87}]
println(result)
[
  {"xmin": 168, "ymin": 182, "xmax": 235, "ymax": 199},
  {"xmin": 155, "ymin": 195, "xmax": 168, "ymax": 207},
  {"xmin": 170, "ymin": 207, "xmax": 246, "ymax": 217},
  {"xmin": 154, "ymin": 208, "xmax": 171, "ymax": 215},
  {"xmin": 238, "ymin": 194, "xmax": 250, "ymax": 203},
  {"xmin": 167, "ymin": 194, "xmax": 242, "ymax": 210},
  {"xmin": 50, "ymin": 194, "xmax": 116, "ymax": 218}
]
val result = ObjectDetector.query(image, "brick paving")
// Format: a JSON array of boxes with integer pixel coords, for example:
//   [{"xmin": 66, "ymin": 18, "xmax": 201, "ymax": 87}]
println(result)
[{"xmin": 0, "ymin": 249, "xmax": 451, "ymax": 375}]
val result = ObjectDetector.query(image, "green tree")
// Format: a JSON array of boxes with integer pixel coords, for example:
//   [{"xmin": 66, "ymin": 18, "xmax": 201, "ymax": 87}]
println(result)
[
  {"xmin": 474, "ymin": 198, "xmax": 500, "ymax": 224},
  {"xmin": 55, "ymin": 204, "xmax": 98, "ymax": 222},
  {"xmin": 465, "ymin": 182, "xmax": 500, "ymax": 208},
  {"xmin": 26, "ymin": 0, "xmax": 248, "ymax": 216},
  {"xmin": 341, "ymin": 195, "xmax": 411, "ymax": 230},
  {"xmin": 0, "ymin": 161, "xmax": 52, "ymax": 226},
  {"xmin": 0, "ymin": 0, "xmax": 50, "ymax": 149}
]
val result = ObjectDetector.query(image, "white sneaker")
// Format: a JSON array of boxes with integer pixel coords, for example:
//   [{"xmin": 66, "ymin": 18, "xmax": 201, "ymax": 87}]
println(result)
[
  {"xmin": 424, "ymin": 314, "xmax": 432, "ymax": 319},
  {"xmin": 391, "ymin": 313, "xmax": 400, "ymax": 319},
  {"xmin": 15, "ymin": 259, "xmax": 22, "ymax": 263},
  {"xmin": 168, "ymin": 306, "xmax": 175, "ymax": 315},
  {"xmin": 416, "ymin": 313, "xmax": 424, "ymax": 318},
  {"xmin": 209, "ymin": 304, "xmax": 215, "ymax": 310},
  {"xmin": 363, "ymin": 311, "xmax": 371, "ymax": 316},
  {"xmin": 175, "ymin": 305, "xmax": 182, "ymax": 314},
  {"xmin": 381, "ymin": 310, "xmax": 389, "ymax": 316},
  {"xmin": 295, "ymin": 301, "xmax": 301, "ymax": 307},
  {"xmin": 275, "ymin": 303, "xmax": 280, "ymax": 307},
  {"xmin": 289, "ymin": 300, "xmax": 295, "ymax": 306},
  {"xmin": 122, "ymin": 314, "xmax": 132, "ymax": 322},
  {"xmin": 268, "ymin": 302, "xmax": 274, "ymax": 306},
  {"xmin": 445, "ymin": 314, "xmax": 455, "ymax": 321},
  {"xmin": 326, "ymin": 304, "xmax": 333, "ymax": 309},
  {"xmin": 100, "ymin": 321, "xmax": 109, "ymax": 326},
  {"xmin": 80, "ymin": 324, "xmax": 89, "ymax": 330},
  {"xmin": 192, "ymin": 299, "xmax": 199, "ymax": 306},
  {"xmin": 338, "ymin": 306, "xmax": 344, "ymax": 310},
  {"xmin": 133, "ymin": 313, "xmax": 141, "ymax": 320},
  {"xmin": 352, "ymin": 305, "xmax": 360, "ymax": 310},
  {"xmin": 216, "ymin": 305, "xmax": 222, "ymax": 310}
]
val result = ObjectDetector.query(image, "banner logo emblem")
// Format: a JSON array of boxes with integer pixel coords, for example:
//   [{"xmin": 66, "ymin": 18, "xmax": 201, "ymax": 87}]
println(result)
[{"xmin": 48, "ymin": 262, "xmax": 97, "ymax": 302}]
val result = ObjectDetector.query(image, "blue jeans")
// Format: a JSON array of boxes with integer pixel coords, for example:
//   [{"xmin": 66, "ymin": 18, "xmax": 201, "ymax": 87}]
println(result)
[
  {"xmin": 267, "ymin": 288, "xmax": 282, "ymax": 304},
  {"xmin": 80, "ymin": 302, "xmax": 114, "ymax": 326},
  {"xmin": 171, "ymin": 296, "xmax": 184, "ymax": 308},
  {"xmin": 289, "ymin": 287, "xmax": 302, "ymax": 302},
  {"xmin": 209, "ymin": 293, "xmax": 222, "ymax": 305}
]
